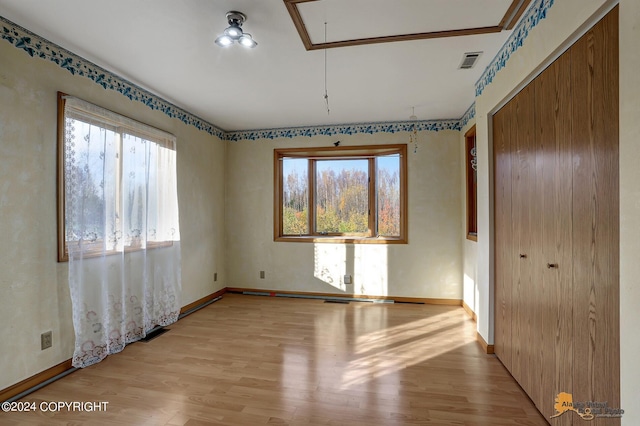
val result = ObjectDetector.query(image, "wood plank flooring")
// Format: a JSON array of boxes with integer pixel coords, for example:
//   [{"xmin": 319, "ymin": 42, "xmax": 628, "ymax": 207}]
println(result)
[{"xmin": 1, "ymin": 294, "xmax": 548, "ymax": 425}]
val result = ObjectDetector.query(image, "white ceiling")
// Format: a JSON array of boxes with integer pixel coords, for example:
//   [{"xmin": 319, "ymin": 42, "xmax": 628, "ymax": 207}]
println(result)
[{"xmin": 0, "ymin": 0, "xmax": 520, "ymax": 131}]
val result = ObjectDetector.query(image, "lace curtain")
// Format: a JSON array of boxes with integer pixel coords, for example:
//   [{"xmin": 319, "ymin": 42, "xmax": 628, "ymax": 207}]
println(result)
[{"xmin": 63, "ymin": 96, "xmax": 181, "ymax": 368}]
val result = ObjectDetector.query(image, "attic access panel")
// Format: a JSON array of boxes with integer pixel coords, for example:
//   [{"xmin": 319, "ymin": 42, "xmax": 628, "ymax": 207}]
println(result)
[{"xmin": 284, "ymin": 0, "xmax": 532, "ymax": 50}]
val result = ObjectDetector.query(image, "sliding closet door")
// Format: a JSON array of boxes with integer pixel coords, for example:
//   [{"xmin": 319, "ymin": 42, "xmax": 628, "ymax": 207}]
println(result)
[
  {"xmin": 536, "ymin": 53, "xmax": 573, "ymax": 422},
  {"xmin": 492, "ymin": 8, "xmax": 619, "ymax": 422},
  {"xmin": 570, "ymin": 8, "xmax": 619, "ymax": 425},
  {"xmin": 509, "ymin": 85, "xmax": 537, "ymax": 391},
  {"xmin": 493, "ymin": 103, "xmax": 513, "ymax": 371}
]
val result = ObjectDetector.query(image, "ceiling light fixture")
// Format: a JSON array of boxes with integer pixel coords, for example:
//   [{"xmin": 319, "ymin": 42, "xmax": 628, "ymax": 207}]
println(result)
[{"xmin": 215, "ymin": 11, "xmax": 257, "ymax": 48}]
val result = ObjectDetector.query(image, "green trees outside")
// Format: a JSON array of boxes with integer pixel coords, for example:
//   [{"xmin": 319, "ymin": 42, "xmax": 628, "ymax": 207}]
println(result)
[
  {"xmin": 316, "ymin": 167, "xmax": 368, "ymax": 233},
  {"xmin": 282, "ymin": 168, "xmax": 309, "ymax": 235},
  {"xmin": 376, "ymin": 168, "xmax": 400, "ymax": 236},
  {"xmin": 282, "ymin": 161, "xmax": 400, "ymax": 236}
]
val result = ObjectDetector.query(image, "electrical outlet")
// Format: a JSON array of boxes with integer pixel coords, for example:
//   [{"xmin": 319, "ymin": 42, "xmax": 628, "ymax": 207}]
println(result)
[
  {"xmin": 214, "ymin": 272, "xmax": 218, "ymax": 282},
  {"xmin": 260, "ymin": 271, "xmax": 265, "ymax": 279},
  {"xmin": 41, "ymin": 331, "xmax": 52, "ymax": 350},
  {"xmin": 344, "ymin": 275, "xmax": 352, "ymax": 285}
]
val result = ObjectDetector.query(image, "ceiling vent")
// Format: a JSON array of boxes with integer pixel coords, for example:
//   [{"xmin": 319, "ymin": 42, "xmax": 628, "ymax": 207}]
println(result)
[{"xmin": 459, "ymin": 52, "xmax": 483, "ymax": 69}]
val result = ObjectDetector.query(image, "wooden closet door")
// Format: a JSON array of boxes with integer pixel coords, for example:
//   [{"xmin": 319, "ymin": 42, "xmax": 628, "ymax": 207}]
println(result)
[
  {"xmin": 528, "ymin": 83, "xmax": 546, "ymax": 411},
  {"xmin": 493, "ymin": 103, "xmax": 513, "ymax": 371},
  {"xmin": 509, "ymin": 85, "xmax": 537, "ymax": 391},
  {"xmin": 536, "ymin": 53, "xmax": 573, "ymax": 422},
  {"xmin": 570, "ymin": 8, "xmax": 619, "ymax": 425}
]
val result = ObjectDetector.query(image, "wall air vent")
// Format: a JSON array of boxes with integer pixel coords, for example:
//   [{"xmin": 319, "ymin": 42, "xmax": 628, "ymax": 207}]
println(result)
[{"xmin": 459, "ymin": 51, "xmax": 483, "ymax": 69}]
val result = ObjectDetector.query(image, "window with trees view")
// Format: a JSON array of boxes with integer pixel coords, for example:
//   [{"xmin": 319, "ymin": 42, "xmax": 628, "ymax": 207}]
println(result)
[
  {"xmin": 274, "ymin": 144, "xmax": 407, "ymax": 243},
  {"xmin": 57, "ymin": 93, "xmax": 179, "ymax": 261}
]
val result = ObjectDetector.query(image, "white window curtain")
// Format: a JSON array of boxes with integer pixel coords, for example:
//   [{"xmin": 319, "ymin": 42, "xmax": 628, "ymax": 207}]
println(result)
[{"xmin": 63, "ymin": 96, "xmax": 181, "ymax": 368}]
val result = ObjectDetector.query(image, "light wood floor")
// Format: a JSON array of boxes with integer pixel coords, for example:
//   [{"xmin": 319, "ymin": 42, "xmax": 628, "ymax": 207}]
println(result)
[{"xmin": 2, "ymin": 294, "xmax": 548, "ymax": 425}]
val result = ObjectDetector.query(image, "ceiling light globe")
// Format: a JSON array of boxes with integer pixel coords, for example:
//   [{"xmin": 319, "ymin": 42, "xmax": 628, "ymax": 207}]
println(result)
[
  {"xmin": 239, "ymin": 34, "xmax": 257, "ymax": 48},
  {"xmin": 225, "ymin": 25, "xmax": 243, "ymax": 38},
  {"xmin": 215, "ymin": 35, "xmax": 233, "ymax": 47}
]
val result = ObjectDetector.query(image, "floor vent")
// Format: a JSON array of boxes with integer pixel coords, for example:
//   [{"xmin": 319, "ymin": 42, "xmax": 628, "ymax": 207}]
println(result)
[
  {"xmin": 140, "ymin": 327, "xmax": 170, "ymax": 342},
  {"xmin": 459, "ymin": 51, "xmax": 483, "ymax": 69},
  {"xmin": 324, "ymin": 300, "xmax": 349, "ymax": 304}
]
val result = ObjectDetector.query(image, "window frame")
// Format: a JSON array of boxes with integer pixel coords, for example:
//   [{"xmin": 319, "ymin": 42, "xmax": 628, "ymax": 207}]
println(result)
[
  {"xmin": 465, "ymin": 125, "xmax": 478, "ymax": 241},
  {"xmin": 274, "ymin": 144, "xmax": 408, "ymax": 244},
  {"xmin": 57, "ymin": 92, "xmax": 175, "ymax": 262}
]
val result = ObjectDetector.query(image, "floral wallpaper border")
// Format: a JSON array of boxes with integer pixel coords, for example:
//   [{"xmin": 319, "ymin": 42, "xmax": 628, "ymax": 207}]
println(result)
[
  {"xmin": 225, "ymin": 119, "xmax": 463, "ymax": 142},
  {"xmin": 3, "ymin": 0, "xmax": 556, "ymax": 142},
  {"xmin": 475, "ymin": 0, "xmax": 555, "ymax": 97},
  {"xmin": 0, "ymin": 16, "xmax": 226, "ymax": 140},
  {"xmin": 459, "ymin": 103, "xmax": 476, "ymax": 131}
]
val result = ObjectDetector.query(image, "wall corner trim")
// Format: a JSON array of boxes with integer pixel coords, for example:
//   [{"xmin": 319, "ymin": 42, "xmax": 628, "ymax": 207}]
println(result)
[
  {"xmin": 180, "ymin": 288, "xmax": 227, "ymax": 315},
  {"xmin": 476, "ymin": 331, "xmax": 495, "ymax": 354},
  {"xmin": 462, "ymin": 301, "xmax": 478, "ymax": 321},
  {"xmin": 0, "ymin": 359, "xmax": 73, "ymax": 403}
]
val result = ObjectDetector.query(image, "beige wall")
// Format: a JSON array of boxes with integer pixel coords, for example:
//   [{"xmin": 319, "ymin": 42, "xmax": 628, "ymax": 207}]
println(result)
[
  {"xmin": 0, "ymin": 40, "xmax": 226, "ymax": 390},
  {"xmin": 226, "ymin": 130, "xmax": 462, "ymax": 299},
  {"xmin": 619, "ymin": 0, "xmax": 640, "ymax": 423},
  {"xmin": 473, "ymin": 0, "xmax": 637, "ymax": 423}
]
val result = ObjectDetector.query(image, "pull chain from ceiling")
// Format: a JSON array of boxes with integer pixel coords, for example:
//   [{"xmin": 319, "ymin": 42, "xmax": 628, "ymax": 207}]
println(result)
[{"xmin": 324, "ymin": 21, "xmax": 330, "ymax": 115}]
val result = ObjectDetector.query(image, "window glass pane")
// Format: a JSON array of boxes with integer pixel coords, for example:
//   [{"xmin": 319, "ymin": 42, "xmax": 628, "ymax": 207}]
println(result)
[
  {"xmin": 274, "ymin": 145, "xmax": 406, "ymax": 243},
  {"xmin": 146, "ymin": 140, "xmax": 159, "ymax": 243},
  {"xmin": 122, "ymin": 133, "xmax": 149, "ymax": 247},
  {"xmin": 315, "ymin": 159, "xmax": 368, "ymax": 234},
  {"xmin": 282, "ymin": 158, "xmax": 309, "ymax": 235},
  {"xmin": 60, "ymin": 95, "xmax": 179, "ymax": 260},
  {"xmin": 64, "ymin": 118, "xmax": 116, "ymax": 246},
  {"xmin": 377, "ymin": 154, "xmax": 400, "ymax": 236},
  {"xmin": 155, "ymin": 144, "xmax": 180, "ymax": 242}
]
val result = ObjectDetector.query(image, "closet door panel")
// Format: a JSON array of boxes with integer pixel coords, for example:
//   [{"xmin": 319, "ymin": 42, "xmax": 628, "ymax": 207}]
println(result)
[
  {"xmin": 493, "ymin": 103, "xmax": 513, "ymax": 371},
  {"xmin": 570, "ymin": 8, "xmax": 619, "ymax": 425},
  {"xmin": 530, "ymin": 84, "xmax": 546, "ymax": 410},
  {"xmin": 536, "ymin": 54, "xmax": 573, "ymax": 422},
  {"xmin": 509, "ymin": 85, "xmax": 536, "ymax": 391},
  {"xmin": 525, "ymin": 82, "xmax": 545, "ymax": 409}
]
